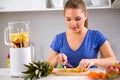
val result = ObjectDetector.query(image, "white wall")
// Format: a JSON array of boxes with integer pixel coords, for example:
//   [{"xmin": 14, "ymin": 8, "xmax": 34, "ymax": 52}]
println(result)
[{"xmin": 0, "ymin": 9, "xmax": 120, "ymax": 68}]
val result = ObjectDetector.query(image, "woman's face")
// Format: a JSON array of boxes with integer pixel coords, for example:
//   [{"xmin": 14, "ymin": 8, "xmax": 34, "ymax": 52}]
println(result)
[{"xmin": 64, "ymin": 8, "xmax": 87, "ymax": 33}]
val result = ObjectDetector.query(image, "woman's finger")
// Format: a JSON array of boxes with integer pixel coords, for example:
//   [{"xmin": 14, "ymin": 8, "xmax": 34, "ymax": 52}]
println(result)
[
  {"xmin": 79, "ymin": 59, "xmax": 90, "ymax": 70},
  {"xmin": 62, "ymin": 54, "xmax": 67, "ymax": 64}
]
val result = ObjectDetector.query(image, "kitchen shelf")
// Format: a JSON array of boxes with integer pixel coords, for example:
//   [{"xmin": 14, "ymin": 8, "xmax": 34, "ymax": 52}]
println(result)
[
  {"xmin": 42, "ymin": 0, "xmax": 111, "ymax": 11},
  {"xmin": 0, "ymin": 0, "xmax": 111, "ymax": 12}
]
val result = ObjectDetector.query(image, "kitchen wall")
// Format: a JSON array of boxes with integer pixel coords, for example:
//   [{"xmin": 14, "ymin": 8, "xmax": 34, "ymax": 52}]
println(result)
[{"xmin": 0, "ymin": 9, "xmax": 120, "ymax": 68}]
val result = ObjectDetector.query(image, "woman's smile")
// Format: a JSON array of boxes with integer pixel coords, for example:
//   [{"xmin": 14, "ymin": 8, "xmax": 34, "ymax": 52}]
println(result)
[{"xmin": 71, "ymin": 27, "xmax": 78, "ymax": 31}]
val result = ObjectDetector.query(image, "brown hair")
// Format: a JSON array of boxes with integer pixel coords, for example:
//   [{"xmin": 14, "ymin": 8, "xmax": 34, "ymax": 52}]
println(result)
[{"xmin": 64, "ymin": 0, "xmax": 88, "ymax": 28}]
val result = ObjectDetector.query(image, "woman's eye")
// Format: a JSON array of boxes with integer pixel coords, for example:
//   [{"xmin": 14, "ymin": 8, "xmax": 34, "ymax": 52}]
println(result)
[
  {"xmin": 76, "ymin": 18, "xmax": 81, "ymax": 21},
  {"xmin": 66, "ymin": 18, "xmax": 71, "ymax": 21}
]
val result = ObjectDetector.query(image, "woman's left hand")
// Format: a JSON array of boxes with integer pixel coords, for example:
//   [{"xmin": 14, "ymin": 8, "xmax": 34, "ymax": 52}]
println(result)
[{"xmin": 78, "ymin": 59, "xmax": 95, "ymax": 71}]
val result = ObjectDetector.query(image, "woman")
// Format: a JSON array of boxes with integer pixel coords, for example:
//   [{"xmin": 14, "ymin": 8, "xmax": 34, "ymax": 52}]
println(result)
[{"xmin": 48, "ymin": 0, "xmax": 117, "ymax": 70}]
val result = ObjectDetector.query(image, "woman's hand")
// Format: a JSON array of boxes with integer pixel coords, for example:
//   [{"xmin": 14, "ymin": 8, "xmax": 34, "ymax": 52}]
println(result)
[
  {"xmin": 78, "ymin": 59, "xmax": 96, "ymax": 70},
  {"xmin": 55, "ymin": 53, "xmax": 68, "ymax": 64}
]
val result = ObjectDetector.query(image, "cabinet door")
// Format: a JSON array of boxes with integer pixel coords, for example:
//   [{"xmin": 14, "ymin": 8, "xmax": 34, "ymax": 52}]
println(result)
[
  {"xmin": 0, "ymin": 0, "xmax": 112, "ymax": 12},
  {"xmin": 45, "ymin": 0, "xmax": 111, "ymax": 10},
  {"xmin": 0, "ymin": 0, "xmax": 42, "ymax": 12},
  {"xmin": 86, "ymin": 0, "xmax": 111, "ymax": 9}
]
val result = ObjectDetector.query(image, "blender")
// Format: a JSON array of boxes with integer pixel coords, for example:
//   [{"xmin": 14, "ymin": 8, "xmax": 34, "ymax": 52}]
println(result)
[{"xmin": 4, "ymin": 21, "xmax": 35, "ymax": 77}]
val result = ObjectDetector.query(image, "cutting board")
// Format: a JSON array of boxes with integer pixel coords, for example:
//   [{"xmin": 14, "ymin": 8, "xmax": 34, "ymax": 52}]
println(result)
[{"xmin": 53, "ymin": 68, "xmax": 89, "ymax": 76}]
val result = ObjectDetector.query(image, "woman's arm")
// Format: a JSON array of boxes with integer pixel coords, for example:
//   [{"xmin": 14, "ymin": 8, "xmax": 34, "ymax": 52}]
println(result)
[
  {"xmin": 48, "ymin": 50, "xmax": 58, "ymax": 67},
  {"xmin": 94, "ymin": 40, "xmax": 117, "ymax": 68},
  {"xmin": 78, "ymin": 40, "xmax": 117, "ymax": 70}
]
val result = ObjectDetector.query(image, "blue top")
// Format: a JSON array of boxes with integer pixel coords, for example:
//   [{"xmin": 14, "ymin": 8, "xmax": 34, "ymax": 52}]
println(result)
[{"xmin": 50, "ymin": 29, "xmax": 107, "ymax": 68}]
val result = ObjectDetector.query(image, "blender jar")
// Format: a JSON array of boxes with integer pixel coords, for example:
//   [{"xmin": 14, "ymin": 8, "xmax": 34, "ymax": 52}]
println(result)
[{"xmin": 4, "ymin": 21, "xmax": 30, "ymax": 48}]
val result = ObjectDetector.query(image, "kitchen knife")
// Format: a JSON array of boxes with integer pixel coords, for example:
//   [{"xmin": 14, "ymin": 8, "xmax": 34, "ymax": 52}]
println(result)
[{"xmin": 63, "ymin": 62, "xmax": 74, "ymax": 68}]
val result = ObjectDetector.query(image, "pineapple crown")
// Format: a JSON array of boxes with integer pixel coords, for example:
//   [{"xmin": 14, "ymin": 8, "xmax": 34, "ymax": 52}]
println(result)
[{"xmin": 23, "ymin": 61, "xmax": 53, "ymax": 80}]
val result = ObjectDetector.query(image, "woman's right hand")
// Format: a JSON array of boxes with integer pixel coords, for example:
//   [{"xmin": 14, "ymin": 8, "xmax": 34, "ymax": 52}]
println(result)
[{"xmin": 55, "ymin": 53, "xmax": 68, "ymax": 64}]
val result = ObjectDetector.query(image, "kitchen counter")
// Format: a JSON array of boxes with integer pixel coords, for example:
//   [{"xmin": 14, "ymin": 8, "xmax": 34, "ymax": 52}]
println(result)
[
  {"xmin": 0, "ymin": 68, "xmax": 107, "ymax": 80},
  {"xmin": 0, "ymin": 68, "xmax": 119, "ymax": 80}
]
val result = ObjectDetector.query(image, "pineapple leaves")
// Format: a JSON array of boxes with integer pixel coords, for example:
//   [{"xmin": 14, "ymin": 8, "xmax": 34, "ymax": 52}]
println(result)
[
  {"xmin": 23, "ymin": 64, "xmax": 37, "ymax": 74},
  {"xmin": 23, "ymin": 61, "xmax": 53, "ymax": 80}
]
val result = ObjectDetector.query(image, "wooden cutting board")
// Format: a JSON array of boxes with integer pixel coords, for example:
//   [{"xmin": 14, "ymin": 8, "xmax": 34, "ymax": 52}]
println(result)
[{"xmin": 53, "ymin": 68, "xmax": 89, "ymax": 76}]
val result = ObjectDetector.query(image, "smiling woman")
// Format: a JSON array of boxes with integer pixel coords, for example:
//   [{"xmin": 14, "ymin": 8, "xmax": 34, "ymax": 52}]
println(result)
[{"xmin": 48, "ymin": 0, "xmax": 117, "ymax": 70}]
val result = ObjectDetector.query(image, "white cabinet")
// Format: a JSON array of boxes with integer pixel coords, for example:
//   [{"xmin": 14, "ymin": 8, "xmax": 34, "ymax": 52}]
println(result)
[
  {"xmin": 86, "ymin": 0, "xmax": 111, "ymax": 9},
  {"xmin": 44, "ymin": 0, "xmax": 111, "ymax": 11},
  {"xmin": 0, "ymin": 0, "xmax": 42, "ymax": 12},
  {"xmin": 0, "ymin": 0, "xmax": 111, "ymax": 12}
]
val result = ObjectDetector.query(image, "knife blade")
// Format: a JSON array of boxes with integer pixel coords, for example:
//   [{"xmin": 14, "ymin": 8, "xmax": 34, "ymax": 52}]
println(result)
[{"xmin": 63, "ymin": 62, "xmax": 74, "ymax": 68}]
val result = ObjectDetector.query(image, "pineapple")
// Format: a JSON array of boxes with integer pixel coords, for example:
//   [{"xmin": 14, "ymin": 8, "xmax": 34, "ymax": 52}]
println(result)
[
  {"xmin": 63, "ymin": 67, "xmax": 88, "ymax": 73},
  {"xmin": 23, "ymin": 61, "xmax": 53, "ymax": 80}
]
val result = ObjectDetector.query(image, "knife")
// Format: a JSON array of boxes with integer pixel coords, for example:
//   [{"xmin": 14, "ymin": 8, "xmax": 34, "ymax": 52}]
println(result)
[{"xmin": 63, "ymin": 62, "xmax": 74, "ymax": 68}]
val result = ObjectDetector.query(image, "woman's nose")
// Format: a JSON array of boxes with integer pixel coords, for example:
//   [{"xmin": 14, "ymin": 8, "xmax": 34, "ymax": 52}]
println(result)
[{"xmin": 71, "ymin": 21, "xmax": 77, "ymax": 26}]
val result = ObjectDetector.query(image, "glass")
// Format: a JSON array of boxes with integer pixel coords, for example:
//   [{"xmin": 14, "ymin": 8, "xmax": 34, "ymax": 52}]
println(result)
[
  {"xmin": 91, "ymin": 0, "xmax": 106, "ymax": 6},
  {"xmin": 4, "ymin": 21, "xmax": 30, "ymax": 48},
  {"xmin": 49, "ymin": 0, "xmax": 64, "ymax": 8}
]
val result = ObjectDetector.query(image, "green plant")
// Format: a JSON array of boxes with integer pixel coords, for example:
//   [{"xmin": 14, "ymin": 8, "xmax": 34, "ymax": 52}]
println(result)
[{"xmin": 23, "ymin": 61, "xmax": 53, "ymax": 80}]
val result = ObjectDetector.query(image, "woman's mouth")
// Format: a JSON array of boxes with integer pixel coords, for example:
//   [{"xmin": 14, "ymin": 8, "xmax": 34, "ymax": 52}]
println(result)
[{"xmin": 71, "ymin": 27, "xmax": 78, "ymax": 31}]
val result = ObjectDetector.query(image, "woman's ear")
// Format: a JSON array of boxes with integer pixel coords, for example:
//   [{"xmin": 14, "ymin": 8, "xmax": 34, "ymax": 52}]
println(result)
[{"xmin": 84, "ymin": 12, "xmax": 88, "ymax": 20}]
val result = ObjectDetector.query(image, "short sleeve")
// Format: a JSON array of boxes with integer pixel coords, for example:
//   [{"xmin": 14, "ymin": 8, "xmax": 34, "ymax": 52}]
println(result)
[
  {"xmin": 50, "ymin": 34, "xmax": 62, "ymax": 53},
  {"xmin": 93, "ymin": 31, "xmax": 107, "ymax": 49}
]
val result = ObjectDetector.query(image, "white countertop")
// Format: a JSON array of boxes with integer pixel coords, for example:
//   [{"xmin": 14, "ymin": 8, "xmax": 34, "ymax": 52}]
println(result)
[{"xmin": 0, "ymin": 68, "xmax": 106, "ymax": 80}]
